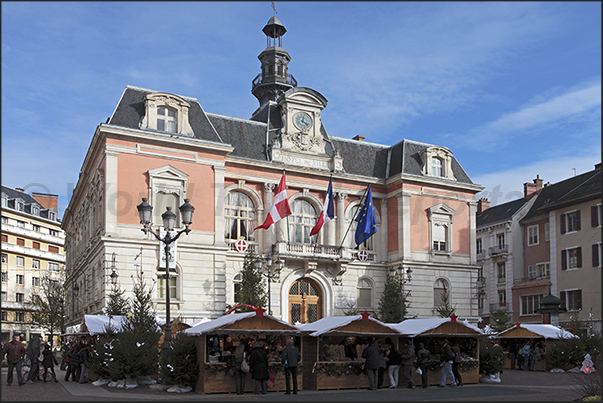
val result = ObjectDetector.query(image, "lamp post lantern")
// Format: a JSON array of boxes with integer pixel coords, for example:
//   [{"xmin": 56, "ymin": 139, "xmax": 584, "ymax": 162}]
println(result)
[
  {"xmin": 256, "ymin": 255, "xmax": 284, "ymax": 315},
  {"xmin": 390, "ymin": 265, "xmax": 412, "ymax": 321},
  {"xmin": 137, "ymin": 198, "xmax": 194, "ymax": 349}
]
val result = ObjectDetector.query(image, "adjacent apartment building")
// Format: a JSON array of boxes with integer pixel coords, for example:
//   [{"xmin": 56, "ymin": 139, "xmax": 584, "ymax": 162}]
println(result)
[
  {"xmin": 61, "ymin": 16, "xmax": 484, "ymax": 330},
  {"xmin": 1, "ymin": 186, "xmax": 65, "ymax": 342}
]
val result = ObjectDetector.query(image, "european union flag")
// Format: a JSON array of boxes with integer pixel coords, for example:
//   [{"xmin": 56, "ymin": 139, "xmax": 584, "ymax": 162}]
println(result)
[{"xmin": 355, "ymin": 185, "xmax": 377, "ymax": 246}]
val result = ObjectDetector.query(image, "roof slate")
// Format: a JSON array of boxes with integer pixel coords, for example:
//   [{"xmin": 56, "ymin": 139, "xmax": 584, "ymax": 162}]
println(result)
[
  {"xmin": 107, "ymin": 86, "xmax": 475, "ymax": 183},
  {"xmin": 477, "ymin": 197, "xmax": 527, "ymax": 227}
]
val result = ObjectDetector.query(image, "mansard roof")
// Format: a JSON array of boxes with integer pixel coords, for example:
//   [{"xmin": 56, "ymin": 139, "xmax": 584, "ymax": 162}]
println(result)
[
  {"xmin": 520, "ymin": 165, "xmax": 601, "ymax": 223},
  {"xmin": 107, "ymin": 85, "xmax": 474, "ymax": 183},
  {"xmin": 1, "ymin": 185, "xmax": 58, "ymax": 221},
  {"xmin": 476, "ymin": 197, "xmax": 527, "ymax": 228}
]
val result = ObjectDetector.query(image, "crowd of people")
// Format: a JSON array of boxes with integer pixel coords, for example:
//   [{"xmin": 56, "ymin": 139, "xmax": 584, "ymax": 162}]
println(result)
[
  {"xmin": 507, "ymin": 340, "xmax": 543, "ymax": 371},
  {"xmin": 1, "ymin": 334, "xmax": 62, "ymax": 386}
]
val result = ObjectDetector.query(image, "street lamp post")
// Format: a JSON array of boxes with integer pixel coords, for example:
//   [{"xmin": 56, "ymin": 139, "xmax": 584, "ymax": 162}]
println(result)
[
  {"xmin": 108, "ymin": 252, "xmax": 119, "ymax": 288},
  {"xmin": 137, "ymin": 198, "xmax": 194, "ymax": 348},
  {"xmin": 389, "ymin": 265, "xmax": 412, "ymax": 321},
  {"xmin": 256, "ymin": 255, "xmax": 284, "ymax": 315}
]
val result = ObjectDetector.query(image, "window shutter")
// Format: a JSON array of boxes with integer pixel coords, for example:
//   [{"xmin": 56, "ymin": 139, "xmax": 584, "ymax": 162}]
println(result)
[
  {"xmin": 561, "ymin": 250, "xmax": 567, "ymax": 270},
  {"xmin": 592, "ymin": 206, "xmax": 598, "ymax": 227},
  {"xmin": 560, "ymin": 214, "xmax": 566, "ymax": 234},
  {"xmin": 593, "ymin": 244, "xmax": 599, "ymax": 267},
  {"xmin": 577, "ymin": 247, "xmax": 582, "ymax": 268},
  {"xmin": 577, "ymin": 290, "xmax": 582, "ymax": 311},
  {"xmin": 560, "ymin": 291, "xmax": 566, "ymax": 310},
  {"xmin": 576, "ymin": 210, "xmax": 581, "ymax": 231}
]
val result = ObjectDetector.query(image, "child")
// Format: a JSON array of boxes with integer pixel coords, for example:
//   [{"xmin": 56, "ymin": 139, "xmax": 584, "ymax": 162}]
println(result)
[{"xmin": 41, "ymin": 342, "xmax": 59, "ymax": 382}]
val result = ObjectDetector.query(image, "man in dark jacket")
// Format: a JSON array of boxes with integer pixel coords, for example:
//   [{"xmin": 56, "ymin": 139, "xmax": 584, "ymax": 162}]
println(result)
[
  {"xmin": 25, "ymin": 335, "xmax": 42, "ymax": 383},
  {"xmin": 417, "ymin": 342, "xmax": 431, "ymax": 388},
  {"xmin": 2, "ymin": 334, "xmax": 27, "ymax": 386},
  {"xmin": 439, "ymin": 338, "xmax": 457, "ymax": 387},
  {"xmin": 281, "ymin": 338, "xmax": 301, "ymax": 395},
  {"xmin": 249, "ymin": 341, "xmax": 269, "ymax": 394},
  {"xmin": 41, "ymin": 342, "xmax": 59, "ymax": 383},
  {"xmin": 400, "ymin": 340, "xmax": 416, "ymax": 388},
  {"xmin": 362, "ymin": 337, "xmax": 382, "ymax": 390}
]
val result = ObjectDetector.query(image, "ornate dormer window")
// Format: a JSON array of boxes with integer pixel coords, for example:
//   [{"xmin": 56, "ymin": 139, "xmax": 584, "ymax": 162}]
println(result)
[
  {"xmin": 141, "ymin": 92, "xmax": 194, "ymax": 136},
  {"xmin": 422, "ymin": 146, "xmax": 455, "ymax": 180}
]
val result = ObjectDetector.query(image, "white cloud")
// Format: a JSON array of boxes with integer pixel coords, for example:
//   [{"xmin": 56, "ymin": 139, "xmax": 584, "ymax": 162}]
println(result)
[{"xmin": 472, "ymin": 152, "xmax": 601, "ymax": 206}]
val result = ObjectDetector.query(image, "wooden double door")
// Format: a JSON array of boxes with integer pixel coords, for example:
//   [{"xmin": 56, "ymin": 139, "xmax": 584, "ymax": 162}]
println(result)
[{"xmin": 288, "ymin": 278, "xmax": 323, "ymax": 324}]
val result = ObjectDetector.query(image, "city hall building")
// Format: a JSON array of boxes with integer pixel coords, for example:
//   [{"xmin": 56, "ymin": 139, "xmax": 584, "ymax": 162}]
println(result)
[{"xmin": 62, "ymin": 16, "xmax": 483, "ymax": 329}]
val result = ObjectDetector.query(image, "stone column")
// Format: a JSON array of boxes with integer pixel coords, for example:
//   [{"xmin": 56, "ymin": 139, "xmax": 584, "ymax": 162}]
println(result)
[
  {"xmin": 380, "ymin": 197, "xmax": 388, "ymax": 261},
  {"xmin": 261, "ymin": 182, "xmax": 274, "ymax": 254},
  {"xmin": 336, "ymin": 192, "xmax": 347, "ymax": 247},
  {"xmin": 468, "ymin": 201, "xmax": 477, "ymax": 264},
  {"xmin": 213, "ymin": 165, "xmax": 226, "ymax": 246}
]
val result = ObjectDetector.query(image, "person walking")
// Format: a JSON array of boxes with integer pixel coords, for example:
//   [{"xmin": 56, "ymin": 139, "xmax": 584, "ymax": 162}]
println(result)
[
  {"xmin": 386, "ymin": 342, "xmax": 402, "ymax": 388},
  {"xmin": 2, "ymin": 334, "xmax": 27, "ymax": 386},
  {"xmin": 249, "ymin": 341, "xmax": 269, "ymax": 394},
  {"xmin": 400, "ymin": 339, "xmax": 416, "ymax": 389},
  {"xmin": 41, "ymin": 342, "xmax": 59, "ymax": 383},
  {"xmin": 438, "ymin": 338, "xmax": 457, "ymax": 387},
  {"xmin": 232, "ymin": 341, "xmax": 249, "ymax": 395},
  {"xmin": 25, "ymin": 335, "xmax": 42, "ymax": 383},
  {"xmin": 78, "ymin": 340, "xmax": 90, "ymax": 383},
  {"xmin": 64, "ymin": 342, "xmax": 80, "ymax": 382},
  {"xmin": 416, "ymin": 342, "xmax": 431, "ymax": 389},
  {"xmin": 530, "ymin": 346, "xmax": 542, "ymax": 371},
  {"xmin": 361, "ymin": 337, "xmax": 381, "ymax": 391},
  {"xmin": 451, "ymin": 342, "xmax": 463, "ymax": 386},
  {"xmin": 281, "ymin": 338, "xmax": 301, "ymax": 395}
]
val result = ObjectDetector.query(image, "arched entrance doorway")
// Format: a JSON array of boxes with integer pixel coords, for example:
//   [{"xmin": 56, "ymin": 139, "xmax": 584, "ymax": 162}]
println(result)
[{"xmin": 288, "ymin": 278, "xmax": 323, "ymax": 324}]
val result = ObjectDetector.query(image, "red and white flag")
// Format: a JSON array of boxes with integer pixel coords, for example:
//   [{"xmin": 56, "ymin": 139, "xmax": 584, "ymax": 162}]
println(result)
[
  {"xmin": 310, "ymin": 178, "xmax": 335, "ymax": 236},
  {"xmin": 253, "ymin": 172, "xmax": 292, "ymax": 231}
]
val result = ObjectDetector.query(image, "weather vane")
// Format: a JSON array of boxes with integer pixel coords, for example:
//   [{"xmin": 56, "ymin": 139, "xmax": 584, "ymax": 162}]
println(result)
[{"xmin": 271, "ymin": 1, "xmax": 278, "ymax": 16}]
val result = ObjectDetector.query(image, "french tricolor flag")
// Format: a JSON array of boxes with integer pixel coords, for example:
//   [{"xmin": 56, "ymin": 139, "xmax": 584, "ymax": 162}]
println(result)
[
  {"xmin": 310, "ymin": 178, "xmax": 335, "ymax": 236},
  {"xmin": 253, "ymin": 172, "xmax": 292, "ymax": 231}
]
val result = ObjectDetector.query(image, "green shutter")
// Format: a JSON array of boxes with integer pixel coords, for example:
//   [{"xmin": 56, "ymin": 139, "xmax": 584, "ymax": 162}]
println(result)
[
  {"xmin": 561, "ymin": 250, "xmax": 567, "ymax": 270},
  {"xmin": 560, "ymin": 214, "xmax": 566, "ymax": 234}
]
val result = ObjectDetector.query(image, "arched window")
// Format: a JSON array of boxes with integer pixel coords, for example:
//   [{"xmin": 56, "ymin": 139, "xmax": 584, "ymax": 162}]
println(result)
[
  {"xmin": 233, "ymin": 273, "xmax": 242, "ymax": 303},
  {"xmin": 157, "ymin": 107, "xmax": 177, "ymax": 133},
  {"xmin": 289, "ymin": 199, "xmax": 317, "ymax": 244},
  {"xmin": 433, "ymin": 278, "xmax": 448, "ymax": 307},
  {"xmin": 349, "ymin": 205, "xmax": 374, "ymax": 250},
  {"xmin": 224, "ymin": 191, "xmax": 256, "ymax": 241},
  {"xmin": 357, "ymin": 278, "xmax": 373, "ymax": 308}
]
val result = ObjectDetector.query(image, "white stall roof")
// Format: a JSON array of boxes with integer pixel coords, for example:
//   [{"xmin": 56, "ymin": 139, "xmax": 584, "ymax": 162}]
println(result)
[
  {"xmin": 498, "ymin": 324, "xmax": 579, "ymax": 339},
  {"xmin": 184, "ymin": 311, "xmax": 299, "ymax": 336},
  {"xmin": 83, "ymin": 315, "xmax": 128, "ymax": 336},
  {"xmin": 299, "ymin": 315, "xmax": 399, "ymax": 337},
  {"xmin": 388, "ymin": 317, "xmax": 485, "ymax": 337}
]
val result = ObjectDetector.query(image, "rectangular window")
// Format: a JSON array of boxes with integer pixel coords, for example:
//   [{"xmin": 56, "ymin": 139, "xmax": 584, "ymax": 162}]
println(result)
[
  {"xmin": 527, "ymin": 225, "xmax": 539, "ymax": 246},
  {"xmin": 16, "ymin": 274, "xmax": 24, "ymax": 285},
  {"xmin": 562, "ymin": 247, "xmax": 582, "ymax": 270},
  {"xmin": 498, "ymin": 291, "xmax": 506, "ymax": 306},
  {"xmin": 357, "ymin": 288, "xmax": 372, "ymax": 308},
  {"xmin": 1, "ymin": 253, "xmax": 7, "ymax": 264},
  {"xmin": 431, "ymin": 157, "xmax": 443, "ymax": 177},
  {"xmin": 16, "ymin": 312, "xmax": 24, "ymax": 322},
  {"xmin": 1, "ymin": 272, "xmax": 7, "ymax": 282},
  {"xmin": 1, "ymin": 292, "xmax": 5, "ymax": 302},
  {"xmin": 157, "ymin": 107, "xmax": 177, "ymax": 133},
  {"xmin": 593, "ymin": 243, "xmax": 601, "ymax": 268},
  {"xmin": 1, "ymin": 311, "xmax": 6, "ymax": 321},
  {"xmin": 529, "ymin": 263, "xmax": 550, "ymax": 279},
  {"xmin": 521, "ymin": 294, "xmax": 543, "ymax": 315},
  {"xmin": 32, "ymin": 224, "xmax": 40, "ymax": 232},
  {"xmin": 49, "ymin": 245, "xmax": 59, "ymax": 253},
  {"xmin": 32, "ymin": 259, "xmax": 40, "ymax": 269},
  {"xmin": 157, "ymin": 276, "xmax": 177, "ymax": 299},
  {"xmin": 561, "ymin": 211, "xmax": 581, "ymax": 234},
  {"xmin": 17, "ymin": 202, "xmax": 24, "ymax": 211},
  {"xmin": 33, "ymin": 242, "xmax": 40, "ymax": 249},
  {"xmin": 544, "ymin": 222, "xmax": 550, "ymax": 242},
  {"xmin": 561, "ymin": 290, "xmax": 582, "ymax": 311},
  {"xmin": 1, "ymin": 216, "xmax": 6, "ymax": 224},
  {"xmin": 1, "ymin": 234, "xmax": 7, "ymax": 243},
  {"xmin": 17, "ymin": 238, "xmax": 25, "ymax": 246},
  {"xmin": 16, "ymin": 293, "xmax": 24, "ymax": 302},
  {"xmin": 49, "ymin": 229, "xmax": 58, "ymax": 236},
  {"xmin": 16, "ymin": 221, "xmax": 25, "ymax": 228},
  {"xmin": 48, "ymin": 262, "xmax": 59, "ymax": 272},
  {"xmin": 432, "ymin": 223, "xmax": 447, "ymax": 251},
  {"xmin": 592, "ymin": 205, "xmax": 601, "ymax": 227},
  {"xmin": 496, "ymin": 233, "xmax": 505, "ymax": 248},
  {"xmin": 497, "ymin": 262, "xmax": 506, "ymax": 283},
  {"xmin": 16, "ymin": 256, "xmax": 24, "ymax": 267},
  {"xmin": 32, "ymin": 277, "xmax": 40, "ymax": 287},
  {"xmin": 49, "ymin": 211, "xmax": 56, "ymax": 220},
  {"xmin": 476, "ymin": 238, "xmax": 483, "ymax": 254}
]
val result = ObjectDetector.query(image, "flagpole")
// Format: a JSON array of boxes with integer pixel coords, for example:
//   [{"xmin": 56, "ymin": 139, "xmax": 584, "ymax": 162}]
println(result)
[
  {"xmin": 283, "ymin": 170, "xmax": 290, "ymax": 248},
  {"xmin": 310, "ymin": 174, "xmax": 334, "ymax": 246},
  {"xmin": 338, "ymin": 184, "xmax": 370, "ymax": 251}
]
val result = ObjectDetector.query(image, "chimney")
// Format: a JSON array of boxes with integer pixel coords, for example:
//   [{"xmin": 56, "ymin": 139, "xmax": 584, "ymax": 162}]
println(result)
[
  {"xmin": 477, "ymin": 197, "xmax": 490, "ymax": 214},
  {"xmin": 595, "ymin": 162, "xmax": 601, "ymax": 170},
  {"xmin": 15, "ymin": 187, "xmax": 25, "ymax": 192},
  {"xmin": 32, "ymin": 193, "xmax": 59, "ymax": 211},
  {"xmin": 524, "ymin": 175, "xmax": 543, "ymax": 201},
  {"xmin": 352, "ymin": 134, "xmax": 365, "ymax": 142}
]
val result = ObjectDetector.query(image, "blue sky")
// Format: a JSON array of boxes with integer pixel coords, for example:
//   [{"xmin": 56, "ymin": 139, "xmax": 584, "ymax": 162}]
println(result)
[{"xmin": 2, "ymin": 1, "xmax": 601, "ymax": 217}]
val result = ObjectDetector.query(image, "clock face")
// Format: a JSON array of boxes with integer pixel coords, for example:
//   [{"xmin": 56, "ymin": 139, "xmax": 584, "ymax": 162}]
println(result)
[{"xmin": 294, "ymin": 112, "xmax": 312, "ymax": 131}]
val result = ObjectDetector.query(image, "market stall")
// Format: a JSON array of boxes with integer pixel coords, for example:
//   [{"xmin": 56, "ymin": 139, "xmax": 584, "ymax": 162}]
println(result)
[
  {"xmin": 389, "ymin": 316, "xmax": 485, "ymax": 386},
  {"xmin": 495, "ymin": 323, "xmax": 578, "ymax": 371},
  {"xmin": 298, "ymin": 311, "xmax": 401, "ymax": 390},
  {"xmin": 184, "ymin": 307, "xmax": 304, "ymax": 394}
]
